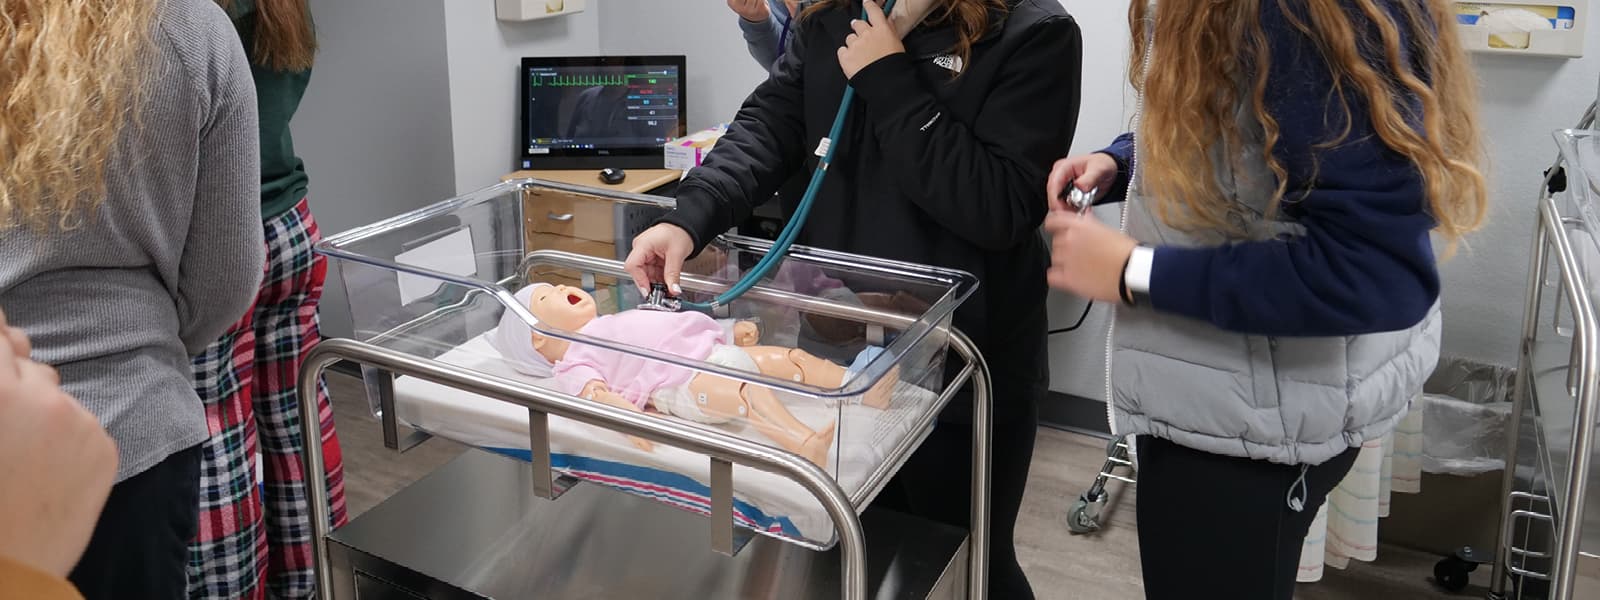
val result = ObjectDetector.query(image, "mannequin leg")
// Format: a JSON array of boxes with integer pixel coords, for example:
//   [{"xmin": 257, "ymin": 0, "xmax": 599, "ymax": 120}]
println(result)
[
  {"xmin": 687, "ymin": 373, "xmax": 836, "ymax": 466},
  {"xmin": 741, "ymin": 346, "xmax": 898, "ymax": 409}
]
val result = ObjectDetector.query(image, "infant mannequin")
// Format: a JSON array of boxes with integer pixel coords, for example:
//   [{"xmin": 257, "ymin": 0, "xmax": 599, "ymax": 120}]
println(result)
[{"xmin": 507, "ymin": 283, "xmax": 896, "ymax": 467}]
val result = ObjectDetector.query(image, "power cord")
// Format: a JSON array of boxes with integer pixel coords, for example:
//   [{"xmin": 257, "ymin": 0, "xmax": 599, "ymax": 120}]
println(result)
[{"xmin": 1048, "ymin": 300, "xmax": 1094, "ymax": 335}]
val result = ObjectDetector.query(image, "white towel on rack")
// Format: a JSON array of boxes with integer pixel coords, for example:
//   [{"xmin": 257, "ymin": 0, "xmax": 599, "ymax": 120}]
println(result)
[{"xmin": 1298, "ymin": 400, "xmax": 1425, "ymax": 582}]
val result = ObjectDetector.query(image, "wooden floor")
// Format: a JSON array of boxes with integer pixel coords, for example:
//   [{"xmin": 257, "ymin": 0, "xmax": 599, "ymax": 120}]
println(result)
[{"xmin": 327, "ymin": 373, "xmax": 1580, "ymax": 599}]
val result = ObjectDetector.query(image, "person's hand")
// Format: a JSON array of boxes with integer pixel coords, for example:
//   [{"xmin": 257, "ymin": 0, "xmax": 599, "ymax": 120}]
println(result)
[
  {"xmin": 1043, "ymin": 211, "xmax": 1139, "ymax": 303},
  {"xmin": 728, "ymin": 0, "xmax": 771, "ymax": 22},
  {"xmin": 838, "ymin": 0, "xmax": 904, "ymax": 80},
  {"xmin": 1046, "ymin": 152, "xmax": 1120, "ymax": 212},
  {"xmin": 625, "ymin": 223, "xmax": 695, "ymax": 297},
  {"xmin": 733, "ymin": 321, "xmax": 760, "ymax": 346},
  {"xmin": 0, "ymin": 314, "xmax": 117, "ymax": 578}
]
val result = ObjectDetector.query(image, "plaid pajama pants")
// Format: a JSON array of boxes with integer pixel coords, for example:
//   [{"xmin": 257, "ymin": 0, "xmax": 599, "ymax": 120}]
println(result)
[{"xmin": 187, "ymin": 198, "xmax": 349, "ymax": 600}]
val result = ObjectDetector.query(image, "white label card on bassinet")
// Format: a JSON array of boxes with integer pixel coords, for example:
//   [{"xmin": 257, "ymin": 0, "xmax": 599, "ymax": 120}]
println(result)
[{"xmin": 395, "ymin": 227, "xmax": 478, "ymax": 305}]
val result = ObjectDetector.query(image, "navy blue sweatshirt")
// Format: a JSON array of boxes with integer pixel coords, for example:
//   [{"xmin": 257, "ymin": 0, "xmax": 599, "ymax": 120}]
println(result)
[{"xmin": 1098, "ymin": 2, "xmax": 1439, "ymax": 337}]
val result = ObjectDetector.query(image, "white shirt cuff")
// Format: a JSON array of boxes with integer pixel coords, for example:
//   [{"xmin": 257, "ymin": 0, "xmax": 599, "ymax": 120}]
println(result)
[{"xmin": 1125, "ymin": 246, "xmax": 1155, "ymax": 295}]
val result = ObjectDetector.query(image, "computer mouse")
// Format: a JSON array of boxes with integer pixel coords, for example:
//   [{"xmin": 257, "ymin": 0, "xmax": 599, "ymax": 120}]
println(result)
[{"xmin": 599, "ymin": 168, "xmax": 627, "ymax": 185}]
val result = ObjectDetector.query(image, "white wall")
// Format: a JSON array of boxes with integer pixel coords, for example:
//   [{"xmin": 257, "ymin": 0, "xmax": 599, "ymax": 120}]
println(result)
[
  {"xmin": 1045, "ymin": 0, "xmax": 1135, "ymax": 399},
  {"xmin": 1439, "ymin": 53, "xmax": 1599, "ymax": 365},
  {"xmin": 597, "ymin": 1, "xmax": 771, "ymax": 129},
  {"xmin": 442, "ymin": 2, "xmax": 603, "ymax": 193},
  {"xmin": 292, "ymin": 0, "xmax": 458, "ymax": 339}
]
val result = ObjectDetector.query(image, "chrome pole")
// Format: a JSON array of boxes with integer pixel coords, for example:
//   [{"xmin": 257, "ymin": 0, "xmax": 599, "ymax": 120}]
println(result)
[
  {"xmin": 1539, "ymin": 197, "xmax": 1599, "ymax": 600},
  {"xmin": 1491, "ymin": 198, "xmax": 1551, "ymax": 598},
  {"xmin": 952, "ymin": 332, "xmax": 992, "ymax": 598},
  {"xmin": 297, "ymin": 351, "xmax": 342, "ymax": 599},
  {"xmin": 298, "ymin": 338, "xmax": 872, "ymax": 599}
]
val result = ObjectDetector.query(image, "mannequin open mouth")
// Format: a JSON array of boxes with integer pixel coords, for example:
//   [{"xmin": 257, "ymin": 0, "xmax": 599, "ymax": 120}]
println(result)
[{"xmin": 567, "ymin": 293, "xmax": 582, "ymax": 305}]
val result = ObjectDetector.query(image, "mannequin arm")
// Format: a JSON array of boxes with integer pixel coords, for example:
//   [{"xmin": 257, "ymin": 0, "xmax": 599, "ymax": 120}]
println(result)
[{"xmin": 580, "ymin": 380, "xmax": 654, "ymax": 452}]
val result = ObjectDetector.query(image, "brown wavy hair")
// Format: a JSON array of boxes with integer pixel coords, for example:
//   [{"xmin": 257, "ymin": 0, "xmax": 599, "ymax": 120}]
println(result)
[
  {"xmin": 218, "ymin": 0, "xmax": 316, "ymax": 71},
  {"xmin": 1129, "ymin": 0, "xmax": 1487, "ymax": 247},
  {"xmin": 806, "ymin": 0, "xmax": 1007, "ymax": 77},
  {"xmin": 0, "ymin": 0, "xmax": 159, "ymax": 230}
]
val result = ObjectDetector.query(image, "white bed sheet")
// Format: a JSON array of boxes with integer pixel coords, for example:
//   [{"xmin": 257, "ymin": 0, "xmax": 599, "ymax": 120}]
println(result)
[{"xmin": 391, "ymin": 332, "xmax": 938, "ymax": 546}]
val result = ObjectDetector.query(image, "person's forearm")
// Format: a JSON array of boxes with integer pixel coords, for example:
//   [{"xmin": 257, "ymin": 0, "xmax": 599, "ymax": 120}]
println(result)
[
  {"xmin": 1144, "ymin": 192, "xmax": 1440, "ymax": 337},
  {"xmin": 1097, "ymin": 133, "xmax": 1135, "ymax": 205},
  {"xmin": 661, "ymin": 22, "xmax": 810, "ymax": 255},
  {"xmin": 739, "ymin": 16, "xmax": 782, "ymax": 70}
]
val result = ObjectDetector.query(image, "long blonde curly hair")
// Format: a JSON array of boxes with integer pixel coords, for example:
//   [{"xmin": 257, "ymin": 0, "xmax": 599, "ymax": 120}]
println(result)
[
  {"xmin": 1129, "ymin": 0, "xmax": 1487, "ymax": 247},
  {"xmin": 0, "ymin": 0, "xmax": 160, "ymax": 231}
]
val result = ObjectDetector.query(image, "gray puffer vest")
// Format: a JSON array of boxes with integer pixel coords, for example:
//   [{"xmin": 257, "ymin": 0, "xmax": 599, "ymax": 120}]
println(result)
[{"xmin": 1110, "ymin": 59, "xmax": 1441, "ymax": 467}]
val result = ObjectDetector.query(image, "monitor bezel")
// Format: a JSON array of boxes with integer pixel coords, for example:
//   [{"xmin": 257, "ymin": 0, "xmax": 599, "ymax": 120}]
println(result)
[{"xmin": 517, "ymin": 55, "xmax": 688, "ymax": 171}]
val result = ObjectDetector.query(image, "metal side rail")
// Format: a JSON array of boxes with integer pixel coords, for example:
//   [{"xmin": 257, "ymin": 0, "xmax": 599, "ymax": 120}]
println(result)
[
  {"xmin": 295, "ymin": 330, "xmax": 993, "ymax": 600},
  {"xmin": 1490, "ymin": 190, "xmax": 1600, "ymax": 600}
]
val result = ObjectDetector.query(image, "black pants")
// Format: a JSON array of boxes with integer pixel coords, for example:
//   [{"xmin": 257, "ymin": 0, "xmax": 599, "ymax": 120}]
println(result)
[
  {"xmin": 69, "ymin": 445, "xmax": 201, "ymax": 600},
  {"xmin": 1134, "ymin": 436, "xmax": 1360, "ymax": 600},
  {"xmin": 877, "ymin": 396, "xmax": 1039, "ymax": 599}
]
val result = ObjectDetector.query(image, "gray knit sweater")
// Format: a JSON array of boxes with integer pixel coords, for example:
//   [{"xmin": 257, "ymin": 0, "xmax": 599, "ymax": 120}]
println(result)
[{"xmin": 0, "ymin": 0, "xmax": 264, "ymax": 482}]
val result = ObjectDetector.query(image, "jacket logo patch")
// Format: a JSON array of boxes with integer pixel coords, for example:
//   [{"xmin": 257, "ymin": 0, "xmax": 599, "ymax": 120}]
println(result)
[{"xmin": 932, "ymin": 54, "xmax": 963, "ymax": 73}]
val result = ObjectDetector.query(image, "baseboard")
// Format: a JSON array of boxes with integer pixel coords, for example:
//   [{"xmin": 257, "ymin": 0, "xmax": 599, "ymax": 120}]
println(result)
[{"xmin": 1040, "ymin": 391, "xmax": 1112, "ymax": 438}]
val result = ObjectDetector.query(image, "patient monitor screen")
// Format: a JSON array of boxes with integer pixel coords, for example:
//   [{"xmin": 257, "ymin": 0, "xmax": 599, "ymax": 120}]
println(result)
[{"xmin": 524, "ymin": 63, "xmax": 682, "ymax": 154}]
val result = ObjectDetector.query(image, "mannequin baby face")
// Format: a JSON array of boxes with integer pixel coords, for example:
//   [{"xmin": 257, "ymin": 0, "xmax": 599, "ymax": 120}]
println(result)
[
  {"xmin": 528, "ymin": 285, "xmax": 598, "ymax": 331},
  {"xmin": 526, "ymin": 284, "xmax": 599, "ymax": 363}
]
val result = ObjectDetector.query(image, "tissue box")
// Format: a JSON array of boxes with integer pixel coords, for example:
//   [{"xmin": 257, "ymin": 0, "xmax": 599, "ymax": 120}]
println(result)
[{"xmin": 664, "ymin": 125, "xmax": 727, "ymax": 171}]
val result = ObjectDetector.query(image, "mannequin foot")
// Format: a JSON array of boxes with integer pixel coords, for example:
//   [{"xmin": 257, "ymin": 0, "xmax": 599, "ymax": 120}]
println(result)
[
  {"xmin": 798, "ymin": 420, "xmax": 837, "ymax": 468},
  {"xmin": 861, "ymin": 365, "xmax": 900, "ymax": 410}
]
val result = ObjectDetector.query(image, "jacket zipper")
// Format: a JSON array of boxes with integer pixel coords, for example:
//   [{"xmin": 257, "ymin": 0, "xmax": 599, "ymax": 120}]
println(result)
[{"xmin": 1107, "ymin": 4, "xmax": 1156, "ymax": 434}]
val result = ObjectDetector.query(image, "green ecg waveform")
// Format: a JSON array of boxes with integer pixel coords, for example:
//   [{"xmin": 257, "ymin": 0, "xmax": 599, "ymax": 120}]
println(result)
[{"xmin": 530, "ymin": 73, "xmax": 632, "ymax": 87}]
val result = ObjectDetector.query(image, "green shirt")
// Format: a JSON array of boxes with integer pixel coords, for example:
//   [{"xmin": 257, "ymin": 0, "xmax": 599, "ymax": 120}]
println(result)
[{"xmin": 228, "ymin": 0, "xmax": 311, "ymax": 220}]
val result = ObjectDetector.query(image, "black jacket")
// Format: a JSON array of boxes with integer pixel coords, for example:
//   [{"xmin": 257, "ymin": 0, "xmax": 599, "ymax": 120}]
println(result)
[{"xmin": 662, "ymin": 0, "xmax": 1083, "ymax": 420}]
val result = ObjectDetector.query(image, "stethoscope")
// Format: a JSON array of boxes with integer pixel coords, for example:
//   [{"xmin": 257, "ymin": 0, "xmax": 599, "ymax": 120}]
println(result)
[
  {"xmin": 645, "ymin": 0, "xmax": 901, "ymax": 312},
  {"xmin": 778, "ymin": 8, "xmax": 794, "ymax": 58}
]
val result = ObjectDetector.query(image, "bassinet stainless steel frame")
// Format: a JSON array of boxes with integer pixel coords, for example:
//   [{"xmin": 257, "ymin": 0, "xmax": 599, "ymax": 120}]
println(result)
[
  {"xmin": 1487, "ymin": 100, "xmax": 1600, "ymax": 600},
  {"xmin": 292, "ymin": 242, "xmax": 996, "ymax": 599}
]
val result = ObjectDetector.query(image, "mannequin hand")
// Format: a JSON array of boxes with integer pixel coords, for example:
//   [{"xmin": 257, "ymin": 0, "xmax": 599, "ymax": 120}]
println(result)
[
  {"xmin": 625, "ymin": 223, "xmax": 695, "ymax": 297},
  {"xmin": 580, "ymin": 380, "xmax": 611, "ymax": 399},
  {"xmin": 1046, "ymin": 153, "xmax": 1119, "ymax": 212},
  {"xmin": 0, "ymin": 314, "xmax": 117, "ymax": 578},
  {"xmin": 728, "ymin": 0, "xmax": 770, "ymax": 22},
  {"xmin": 581, "ymin": 380, "xmax": 655, "ymax": 452},
  {"xmin": 1043, "ymin": 211, "xmax": 1138, "ymax": 303},
  {"xmin": 838, "ymin": 0, "xmax": 904, "ymax": 79},
  {"xmin": 733, "ymin": 321, "xmax": 760, "ymax": 346}
]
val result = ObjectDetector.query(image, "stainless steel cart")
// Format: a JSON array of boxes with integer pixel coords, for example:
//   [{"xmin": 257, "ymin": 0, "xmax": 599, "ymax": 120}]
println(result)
[
  {"xmin": 1485, "ymin": 99, "xmax": 1600, "ymax": 599},
  {"xmin": 294, "ymin": 179, "xmax": 997, "ymax": 599}
]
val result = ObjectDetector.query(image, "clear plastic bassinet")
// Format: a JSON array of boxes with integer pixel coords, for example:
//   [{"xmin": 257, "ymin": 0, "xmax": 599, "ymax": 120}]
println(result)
[{"xmin": 316, "ymin": 178, "xmax": 977, "ymax": 549}]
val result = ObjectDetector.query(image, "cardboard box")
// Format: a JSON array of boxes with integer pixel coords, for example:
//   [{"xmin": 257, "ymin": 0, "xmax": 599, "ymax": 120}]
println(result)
[{"xmin": 664, "ymin": 125, "xmax": 727, "ymax": 171}]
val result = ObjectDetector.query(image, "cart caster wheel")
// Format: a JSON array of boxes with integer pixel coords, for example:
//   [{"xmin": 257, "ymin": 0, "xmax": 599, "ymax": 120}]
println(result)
[
  {"xmin": 1067, "ymin": 499, "xmax": 1096, "ymax": 534},
  {"xmin": 1434, "ymin": 555, "xmax": 1475, "ymax": 593},
  {"xmin": 1067, "ymin": 494, "xmax": 1105, "ymax": 534}
]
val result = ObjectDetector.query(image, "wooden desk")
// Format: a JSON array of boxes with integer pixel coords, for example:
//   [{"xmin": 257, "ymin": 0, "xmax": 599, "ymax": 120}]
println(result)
[
  {"xmin": 503, "ymin": 170, "xmax": 679, "ymax": 305},
  {"xmin": 503, "ymin": 169, "xmax": 682, "ymax": 195}
]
